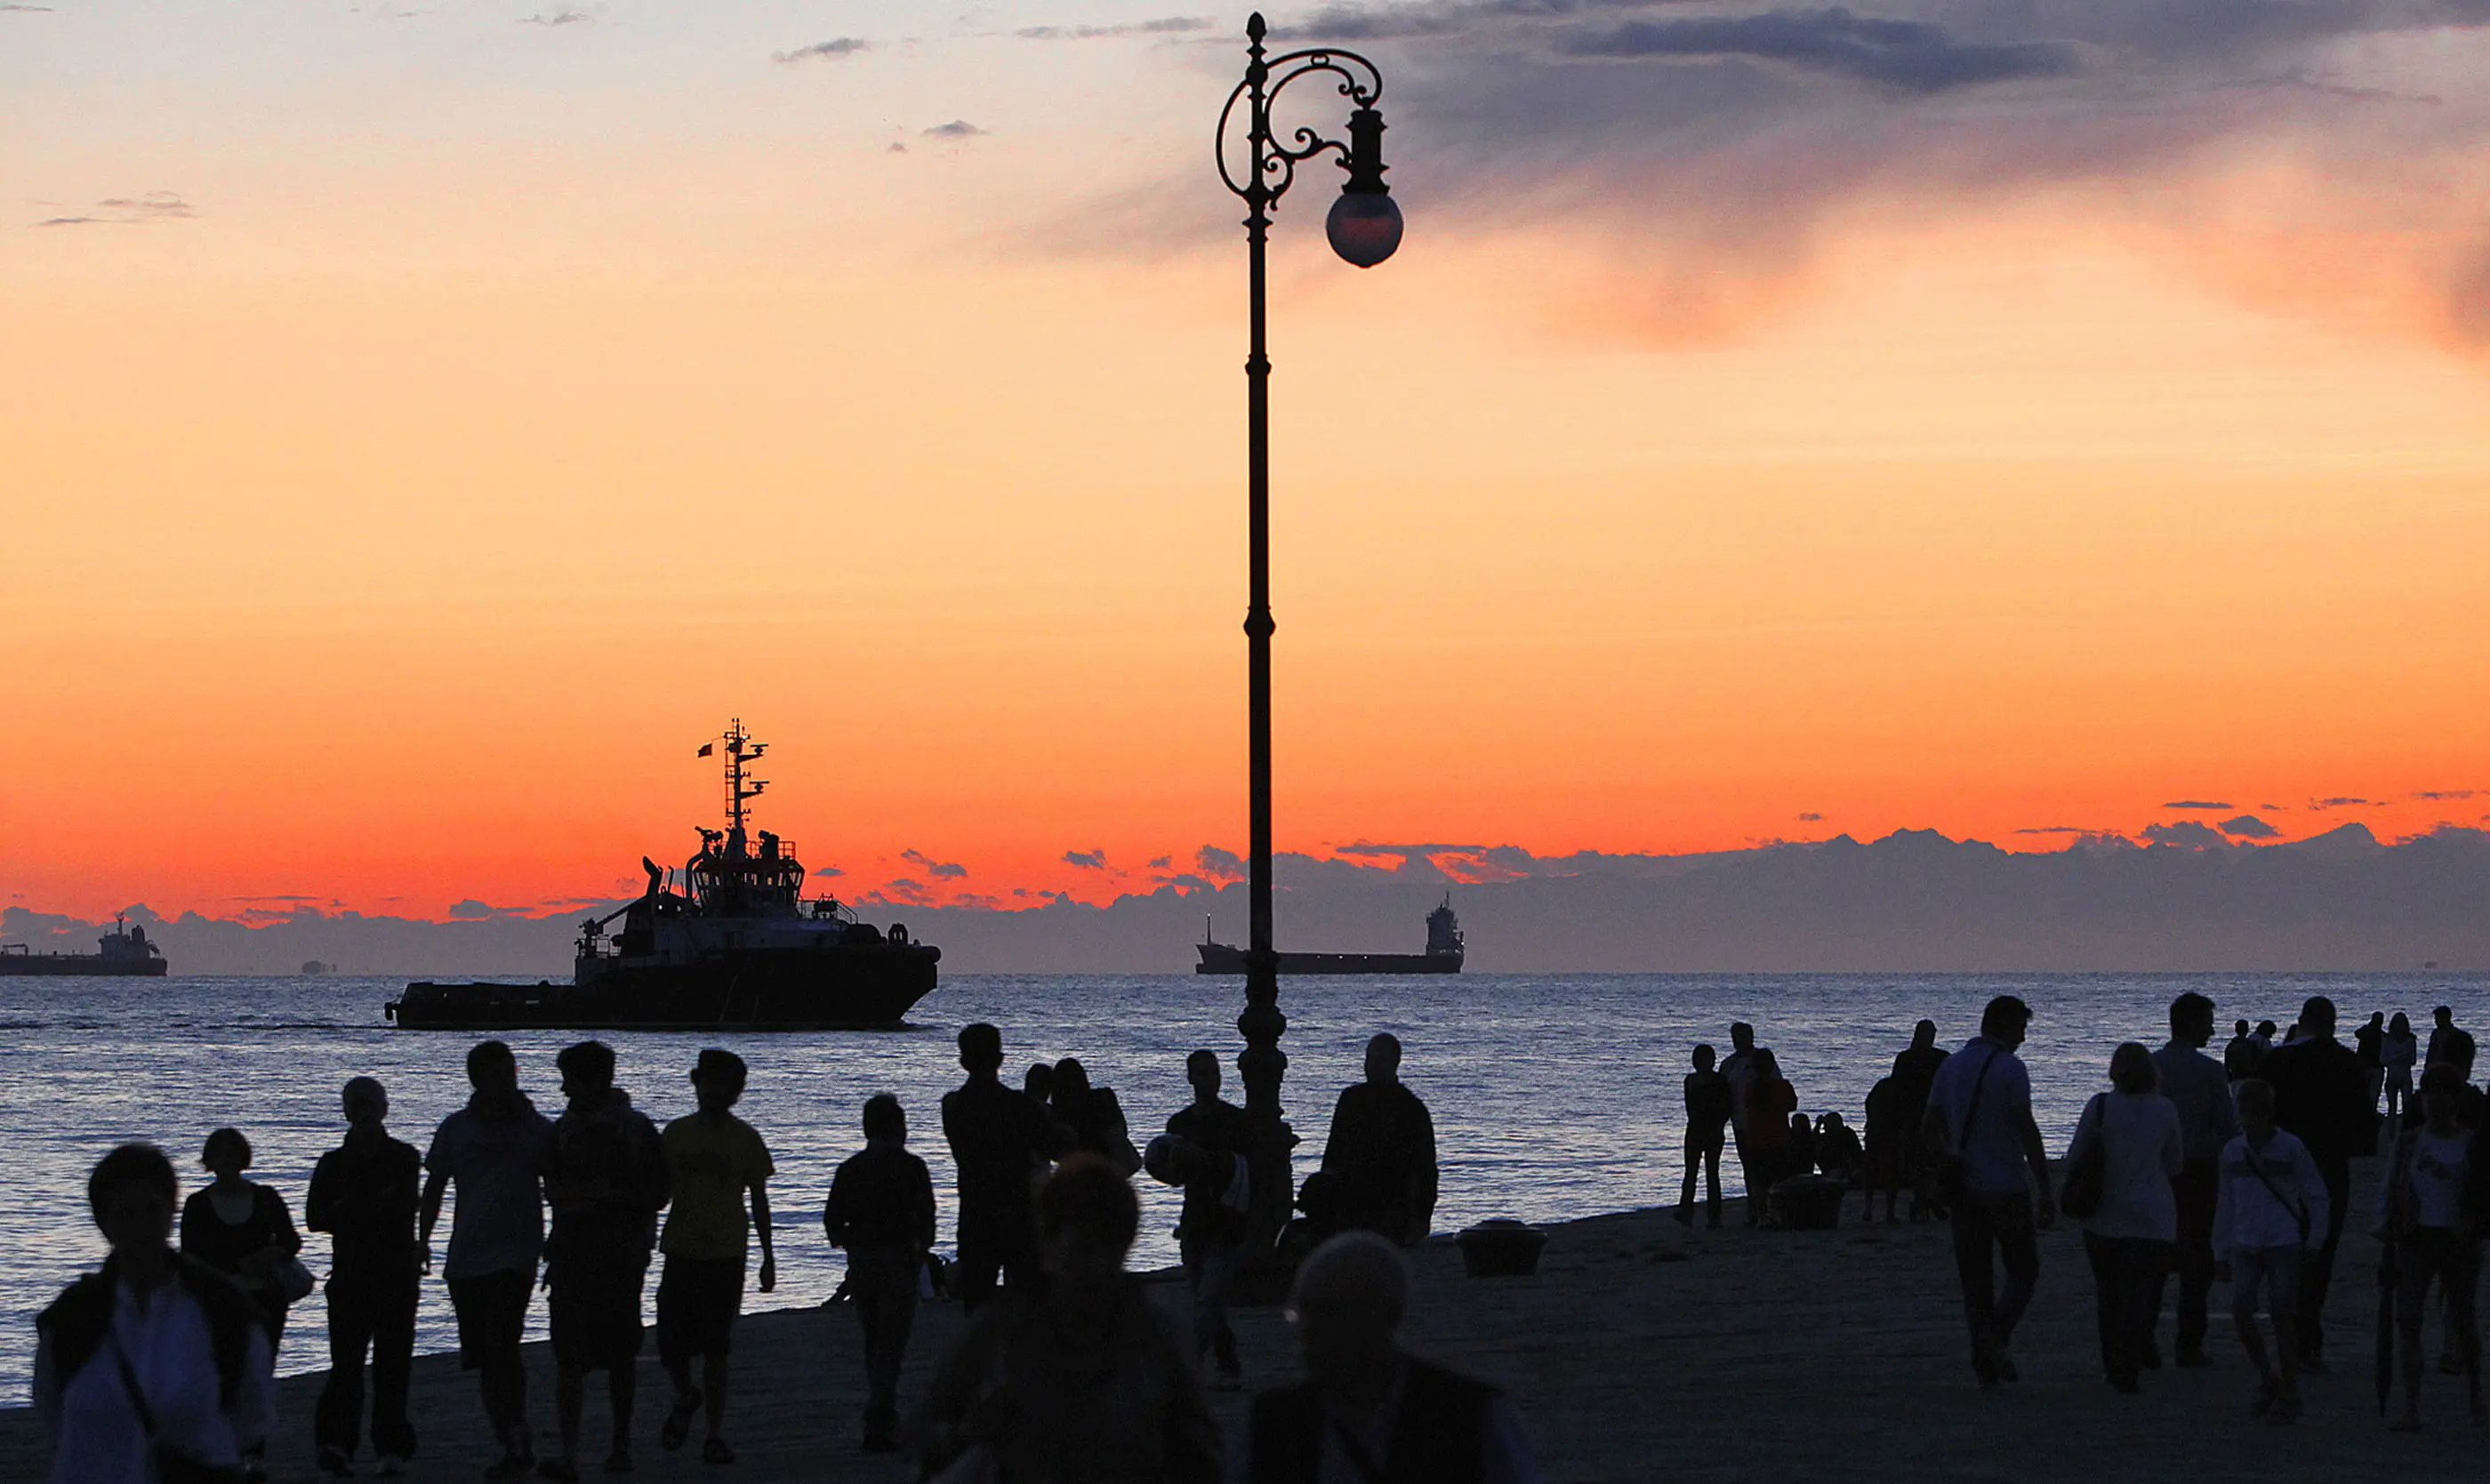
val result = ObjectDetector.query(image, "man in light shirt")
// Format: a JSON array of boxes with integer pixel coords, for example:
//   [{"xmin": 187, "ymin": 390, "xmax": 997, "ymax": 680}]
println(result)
[
  {"xmin": 1923, "ymin": 995, "xmax": 2055, "ymax": 1388},
  {"xmin": 2149, "ymin": 991, "xmax": 2238, "ymax": 1369}
]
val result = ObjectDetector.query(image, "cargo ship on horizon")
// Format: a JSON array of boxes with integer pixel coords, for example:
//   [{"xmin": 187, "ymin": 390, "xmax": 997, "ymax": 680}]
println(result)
[
  {"xmin": 387, "ymin": 720, "xmax": 939, "ymax": 1030},
  {"xmin": 1194, "ymin": 894, "xmax": 1464, "ymax": 975},
  {"xmin": 0, "ymin": 915, "xmax": 168, "ymax": 977}
]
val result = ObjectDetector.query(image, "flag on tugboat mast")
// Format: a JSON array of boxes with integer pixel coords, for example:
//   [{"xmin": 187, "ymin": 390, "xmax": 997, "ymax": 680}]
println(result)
[{"xmin": 698, "ymin": 742, "xmax": 713, "ymax": 757}]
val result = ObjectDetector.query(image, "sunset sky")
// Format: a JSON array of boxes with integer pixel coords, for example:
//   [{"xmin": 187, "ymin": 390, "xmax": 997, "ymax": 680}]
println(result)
[{"xmin": 4, "ymin": 0, "xmax": 2488, "ymax": 922}]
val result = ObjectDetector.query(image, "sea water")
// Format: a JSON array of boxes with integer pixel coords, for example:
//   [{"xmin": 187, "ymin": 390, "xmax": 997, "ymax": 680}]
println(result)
[{"xmin": 5, "ymin": 970, "xmax": 2484, "ymax": 1400}]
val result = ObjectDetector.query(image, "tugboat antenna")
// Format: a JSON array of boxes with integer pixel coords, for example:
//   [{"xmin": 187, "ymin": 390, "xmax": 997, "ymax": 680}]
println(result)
[{"xmin": 720, "ymin": 718, "xmax": 769, "ymax": 838}]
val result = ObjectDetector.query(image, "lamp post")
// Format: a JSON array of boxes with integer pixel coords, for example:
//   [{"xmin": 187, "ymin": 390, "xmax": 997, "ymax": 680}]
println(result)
[{"xmin": 1215, "ymin": 12, "xmax": 1402, "ymax": 1241}]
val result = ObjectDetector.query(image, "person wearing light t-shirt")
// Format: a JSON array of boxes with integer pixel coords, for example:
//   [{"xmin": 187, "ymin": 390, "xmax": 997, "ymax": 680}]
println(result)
[
  {"xmin": 2379, "ymin": 1064, "xmax": 2484, "ymax": 1432},
  {"xmin": 1922, "ymin": 995, "xmax": 2054, "ymax": 1389},
  {"xmin": 655, "ymin": 1048, "xmax": 775, "ymax": 1465}
]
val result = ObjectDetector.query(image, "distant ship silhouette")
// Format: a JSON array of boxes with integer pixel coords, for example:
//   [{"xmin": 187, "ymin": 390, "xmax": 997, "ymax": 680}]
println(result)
[
  {"xmin": 1194, "ymin": 894, "xmax": 1464, "ymax": 975},
  {"xmin": 0, "ymin": 914, "xmax": 167, "ymax": 977}
]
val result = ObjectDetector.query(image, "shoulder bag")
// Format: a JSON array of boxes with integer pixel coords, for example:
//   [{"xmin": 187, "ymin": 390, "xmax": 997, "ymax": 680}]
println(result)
[
  {"xmin": 2059, "ymin": 1094, "xmax": 2108, "ymax": 1221},
  {"xmin": 108, "ymin": 1335, "xmax": 249, "ymax": 1484},
  {"xmin": 2245, "ymin": 1142, "xmax": 2312, "ymax": 1246},
  {"xmin": 1933, "ymin": 1049, "xmax": 2000, "ymax": 1204}
]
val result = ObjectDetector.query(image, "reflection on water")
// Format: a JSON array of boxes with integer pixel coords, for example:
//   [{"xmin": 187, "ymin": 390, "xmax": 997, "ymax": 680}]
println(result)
[{"xmin": 5, "ymin": 969, "xmax": 2483, "ymax": 1400}]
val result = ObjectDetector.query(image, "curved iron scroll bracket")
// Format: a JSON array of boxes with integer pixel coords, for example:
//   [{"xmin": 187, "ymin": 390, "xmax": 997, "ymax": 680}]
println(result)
[{"xmin": 1217, "ymin": 37, "xmax": 1386, "ymax": 213}]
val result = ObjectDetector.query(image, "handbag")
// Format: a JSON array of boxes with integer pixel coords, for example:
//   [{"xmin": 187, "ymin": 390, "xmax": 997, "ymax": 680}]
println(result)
[
  {"xmin": 2059, "ymin": 1095, "xmax": 2108, "ymax": 1221},
  {"xmin": 273, "ymin": 1256, "xmax": 317, "ymax": 1305},
  {"xmin": 1934, "ymin": 1049, "xmax": 2001, "ymax": 1204},
  {"xmin": 108, "ymin": 1335, "xmax": 250, "ymax": 1484}
]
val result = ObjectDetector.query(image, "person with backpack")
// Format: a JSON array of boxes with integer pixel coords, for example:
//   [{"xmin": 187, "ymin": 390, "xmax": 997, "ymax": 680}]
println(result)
[
  {"xmin": 2213, "ymin": 1079, "xmax": 2329, "ymax": 1425},
  {"xmin": 823, "ymin": 1094, "xmax": 937, "ymax": 1454},
  {"xmin": 1922, "ymin": 996, "xmax": 2054, "ymax": 1388},
  {"xmin": 2379, "ymin": 1064, "xmax": 2486, "ymax": 1431},
  {"xmin": 1165, "ymin": 1048, "xmax": 1258, "ymax": 1391},
  {"xmin": 2062, "ymin": 1043, "xmax": 2182, "ymax": 1393},
  {"xmin": 306, "ymin": 1076, "xmax": 423, "ymax": 1478}
]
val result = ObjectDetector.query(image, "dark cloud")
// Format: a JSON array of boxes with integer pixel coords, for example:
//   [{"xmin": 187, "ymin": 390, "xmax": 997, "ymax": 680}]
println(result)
[
  {"xmin": 2161, "ymin": 799, "xmax": 2233, "ymax": 811},
  {"xmin": 1562, "ymin": 10, "xmax": 2076, "ymax": 93},
  {"xmin": 1334, "ymin": 840, "xmax": 1494, "ymax": 859},
  {"xmin": 2310, "ymin": 796, "xmax": 2378, "ymax": 809},
  {"xmin": 1196, "ymin": 846, "xmax": 1247, "ymax": 881},
  {"xmin": 2416, "ymin": 790, "xmax": 2478, "ymax": 801},
  {"xmin": 447, "ymin": 899, "xmax": 495, "ymax": 919},
  {"xmin": 1063, "ymin": 849, "xmax": 1110, "ymax": 870},
  {"xmin": 1147, "ymin": 854, "xmax": 1174, "ymax": 870},
  {"xmin": 922, "ymin": 119, "xmax": 988, "ymax": 137},
  {"xmin": 2220, "ymin": 814, "xmax": 2280, "ymax": 839},
  {"xmin": 2143, "ymin": 821, "xmax": 2229, "ymax": 850},
  {"xmin": 775, "ymin": 37, "xmax": 871, "ymax": 62},
  {"xmin": 901, "ymin": 848, "xmax": 968, "ymax": 879},
  {"xmin": 32, "ymin": 191, "xmax": 193, "ymax": 229},
  {"xmin": 2013, "ymin": 826, "xmax": 2088, "ymax": 834},
  {"xmin": 1797, "ymin": 812, "xmax": 1825, "ymax": 822},
  {"xmin": 1018, "ymin": 15, "xmax": 1213, "ymax": 39},
  {"xmin": 874, "ymin": 878, "xmax": 934, "ymax": 906}
]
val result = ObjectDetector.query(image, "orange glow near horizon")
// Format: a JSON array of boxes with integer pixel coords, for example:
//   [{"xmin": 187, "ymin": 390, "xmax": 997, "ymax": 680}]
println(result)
[{"xmin": 4, "ymin": 15, "xmax": 2487, "ymax": 924}]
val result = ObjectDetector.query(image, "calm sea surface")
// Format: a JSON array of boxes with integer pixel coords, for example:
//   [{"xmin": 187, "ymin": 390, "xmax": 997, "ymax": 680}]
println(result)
[{"xmin": 7, "ymin": 970, "xmax": 2486, "ymax": 1400}]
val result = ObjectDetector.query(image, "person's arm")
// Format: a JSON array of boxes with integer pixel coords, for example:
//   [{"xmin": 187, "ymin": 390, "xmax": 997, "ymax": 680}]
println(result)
[
  {"xmin": 2159, "ymin": 1104, "xmax": 2182, "ymax": 1178},
  {"xmin": 265, "ymin": 1185, "xmax": 304, "ymax": 1258},
  {"xmin": 1411, "ymin": 1097, "xmax": 1440, "ymax": 1238},
  {"xmin": 32, "ymin": 1329, "xmax": 60, "ymax": 1441},
  {"xmin": 1320, "ymin": 1088, "xmax": 1357, "ymax": 1174},
  {"xmin": 2211, "ymin": 1154, "xmax": 2236, "ymax": 1267},
  {"xmin": 751, "ymin": 1182, "xmax": 775, "ymax": 1292},
  {"xmin": 2061, "ymin": 1095, "xmax": 2099, "ymax": 1168},
  {"xmin": 2296, "ymin": 1143, "xmax": 2330, "ymax": 1248},
  {"xmin": 418, "ymin": 1168, "xmax": 450, "ymax": 1270},
  {"xmin": 914, "ymin": 1160, "xmax": 938, "ymax": 1254},
  {"xmin": 822, "ymin": 1164, "xmax": 849, "ymax": 1249},
  {"xmin": 2014, "ymin": 1105, "xmax": 2053, "ymax": 1218},
  {"xmin": 305, "ymin": 1154, "xmax": 339, "ymax": 1235}
]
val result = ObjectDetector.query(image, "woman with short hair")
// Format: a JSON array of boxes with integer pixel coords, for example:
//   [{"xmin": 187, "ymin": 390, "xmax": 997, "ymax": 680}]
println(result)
[
  {"xmin": 180, "ymin": 1127, "xmax": 306, "ymax": 1352},
  {"xmin": 2064, "ymin": 1042, "xmax": 2183, "ymax": 1392}
]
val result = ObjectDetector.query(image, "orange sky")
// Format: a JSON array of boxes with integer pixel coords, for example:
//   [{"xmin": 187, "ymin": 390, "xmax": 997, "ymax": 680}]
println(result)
[{"xmin": 4, "ymin": 4, "xmax": 2486, "ymax": 920}]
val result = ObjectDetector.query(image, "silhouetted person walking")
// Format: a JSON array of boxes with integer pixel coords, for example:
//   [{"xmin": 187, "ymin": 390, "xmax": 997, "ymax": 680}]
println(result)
[
  {"xmin": 2429, "ymin": 1006, "xmax": 2476, "ymax": 1074},
  {"xmin": 540, "ymin": 1039, "xmax": 671, "ymax": 1479},
  {"xmin": 1924, "ymin": 995, "xmax": 2054, "ymax": 1387},
  {"xmin": 1891, "ymin": 1020, "xmax": 1949, "ymax": 1220},
  {"xmin": 181, "ymin": 1127, "xmax": 305, "ymax": 1353},
  {"xmin": 308, "ymin": 1077, "xmax": 422, "ymax": 1477},
  {"xmin": 1168, "ymin": 1048, "xmax": 1257, "ymax": 1390},
  {"xmin": 1232, "ymin": 1231, "xmax": 1541, "ymax": 1484},
  {"xmin": 37, "ymin": 1143, "xmax": 277, "ymax": 1483},
  {"xmin": 2383, "ymin": 1013, "xmax": 2420, "ymax": 1124},
  {"xmin": 422, "ymin": 1039, "xmax": 556, "ymax": 1479},
  {"xmin": 1675, "ymin": 1044, "xmax": 1730, "ymax": 1228},
  {"xmin": 912, "ymin": 1156, "xmax": 1220, "ymax": 1483},
  {"xmin": 2065, "ymin": 1043, "xmax": 2181, "ymax": 1393},
  {"xmin": 823, "ymin": 1094, "xmax": 936, "ymax": 1454},
  {"xmin": 2147, "ymin": 991, "xmax": 2236, "ymax": 1370},
  {"xmin": 943, "ymin": 1023, "xmax": 1060, "ymax": 1311},
  {"xmin": 2381, "ymin": 1064, "xmax": 2486, "ymax": 1430},
  {"xmin": 655, "ymin": 1049, "xmax": 775, "ymax": 1465},
  {"xmin": 1056, "ymin": 1057, "xmax": 1143, "ymax": 1175},
  {"xmin": 1319, "ymin": 1033, "xmax": 1439, "ymax": 1247},
  {"xmin": 2214, "ymin": 1079, "xmax": 2327, "ymax": 1424},
  {"xmin": 2225, "ymin": 1020, "xmax": 2260, "ymax": 1085},
  {"xmin": 2257, "ymin": 995, "xmax": 2365, "ymax": 1371},
  {"xmin": 1721, "ymin": 1023, "xmax": 1768, "ymax": 1227}
]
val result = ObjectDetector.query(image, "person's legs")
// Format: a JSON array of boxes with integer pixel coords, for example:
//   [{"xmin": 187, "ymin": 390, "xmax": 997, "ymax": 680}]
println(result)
[
  {"xmin": 2265, "ymin": 1245, "xmax": 2305, "ymax": 1417},
  {"xmin": 370, "ymin": 1265, "xmax": 420, "ymax": 1463},
  {"xmin": 851, "ymin": 1250, "xmax": 917, "ymax": 1446},
  {"xmin": 2298, "ymin": 1157, "xmax": 2351, "ymax": 1363},
  {"xmin": 1677, "ymin": 1130, "xmax": 1700, "ymax": 1218},
  {"xmin": 954, "ymin": 1235, "xmax": 999, "ymax": 1313},
  {"xmin": 2392, "ymin": 1233, "xmax": 2446, "ymax": 1429},
  {"xmin": 655, "ymin": 1258, "xmax": 699, "ymax": 1432},
  {"xmin": 1949, "ymin": 1194, "xmax": 2001, "ymax": 1380},
  {"xmin": 316, "ymin": 1269, "xmax": 375, "ymax": 1462},
  {"xmin": 2124, "ymin": 1241, "xmax": 2171, "ymax": 1383},
  {"xmin": 2232, "ymin": 1249, "xmax": 2277, "ymax": 1412},
  {"xmin": 452, "ymin": 1271, "xmax": 533, "ymax": 1467},
  {"xmin": 1699, "ymin": 1133, "xmax": 1723, "ymax": 1226},
  {"xmin": 1992, "ymin": 1193, "xmax": 2040, "ymax": 1348},
  {"xmin": 1732, "ymin": 1128, "xmax": 1759, "ymax": 1226},
  {"xmin": 2084, "ymin": 1231, "xmax": 2123, "ymax": 1384},
  {"xmin": 2451, "ymin": 1239, "xmax": 2485, "ymax": 1421}
]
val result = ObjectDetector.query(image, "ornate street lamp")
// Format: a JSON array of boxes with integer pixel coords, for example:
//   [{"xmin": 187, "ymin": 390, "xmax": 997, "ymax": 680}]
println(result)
[{"xmin": 1214, "ymin": 12, "xmax": 1401, "ymax": 1240}]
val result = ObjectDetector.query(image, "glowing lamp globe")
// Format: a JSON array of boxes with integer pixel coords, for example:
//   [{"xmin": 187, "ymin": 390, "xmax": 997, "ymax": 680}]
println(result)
[{"xmin": 1326, "ymin": 190, "xmax": 1402, "ymax": 269}]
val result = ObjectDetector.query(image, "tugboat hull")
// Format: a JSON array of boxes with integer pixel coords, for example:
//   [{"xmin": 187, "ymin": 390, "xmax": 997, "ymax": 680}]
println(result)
[{"xmin": 387, "ymin": 944, "xmax": 940, "ymax": 1031}]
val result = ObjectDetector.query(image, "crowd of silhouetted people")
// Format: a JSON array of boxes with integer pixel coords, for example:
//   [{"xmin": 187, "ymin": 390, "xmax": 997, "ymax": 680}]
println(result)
[
  {"xmin": 1682, "ymin": 993, "xmax": 2489, "ymax": 1427},
  {"xmin": 32, "ymin": 1023, "xmax": 1518, "ymax": 1484}
]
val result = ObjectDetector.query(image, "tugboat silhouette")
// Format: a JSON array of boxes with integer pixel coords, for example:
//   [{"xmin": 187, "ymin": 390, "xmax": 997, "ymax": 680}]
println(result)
[{"xmin": 387, "ymin": 721, "xmax": 939, "ymax": 1030}]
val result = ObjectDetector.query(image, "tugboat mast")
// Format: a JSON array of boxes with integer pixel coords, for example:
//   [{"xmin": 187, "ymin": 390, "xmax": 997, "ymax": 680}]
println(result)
[{"xmin": 721, "ymin": 718, "xmax": 767, "ymax": 842}]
